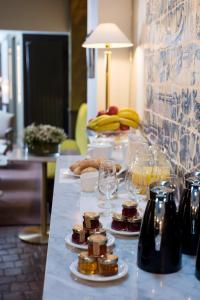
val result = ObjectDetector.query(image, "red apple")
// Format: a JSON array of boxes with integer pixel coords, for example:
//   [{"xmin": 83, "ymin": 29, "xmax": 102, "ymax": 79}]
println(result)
[
  {"xmin": 107, "ymin": 106, "xmax": 119, "ymax": 115},
  {"xmin": 97, "ymin": 110, "xmax": 107, "ymax": 116},
  {"xmin": 120, "ymin": 124, "xmax": 129, "ymax": 131}
]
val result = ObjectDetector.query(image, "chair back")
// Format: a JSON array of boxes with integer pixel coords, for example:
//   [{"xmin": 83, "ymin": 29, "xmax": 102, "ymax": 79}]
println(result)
[
  {"xmin": 0, "ymin": 111, "xmax": 14, "ymax": 139},
  {"xmin": 75, "ymin": 103, "xmax": 87, "ymax": 155}
]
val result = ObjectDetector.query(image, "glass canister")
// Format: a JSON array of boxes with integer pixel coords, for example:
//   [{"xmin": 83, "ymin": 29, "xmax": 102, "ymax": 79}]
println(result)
[
  {"xmin": 83, "ymin": 212, "xmax": 100, "ymax": 230},
  {"xmin": 78, "ymin": 251, "xmax": 98, "ymax": 275},
  {"xmin": 98, "ymin": 254, "xmax": 118, "ymax": 276},
  {"xmin": 71, "ymin": 224, "xmax": 86, "ymax": 244},
  {"xmin": 88, "ymin": 234, "xmax": 107, "ymax": 257},
  {"xmin": 127, "ymin": 216, "xmax": 142, "ymax": 232},
  {"xmin": 178, "ymin": 175, "xmax": 200, "ymax": 255},
  {"xmin": 111, "ymin": 213, "xmax": 127, "ymax": 231},
  {"xmin": 137, "ymin": 181, "xmax": 182, "ymax": 274},
  {"xmin": 122, "ymin": 200, "xmax": 138, "ymax": 218}
]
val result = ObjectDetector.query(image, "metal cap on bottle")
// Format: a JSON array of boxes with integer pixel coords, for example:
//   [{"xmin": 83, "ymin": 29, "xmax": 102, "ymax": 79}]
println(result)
[{"xmin": 150, "ymin": 181, "xmax": 175, "ymax": 202}]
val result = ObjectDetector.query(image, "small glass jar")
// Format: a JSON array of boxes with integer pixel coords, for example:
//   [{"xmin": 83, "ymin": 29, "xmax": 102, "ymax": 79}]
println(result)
[
  {"xmin": 85, "ymin": 227, "xmax": 106, "ymax": 241},
  {"xmin": 127, "ymin": 217, "xmax": 141, "ymax": 232},
  {"xmin": 78, "ymin": 251, "xmax": 98, "ymax": 275},
  {"xmin": 71, "ymin": 224, "xmax": 86, "ymax": 244},
  {"xmin": 122, "ymin": 200, "xmax": 137, "ymax": 218},
  {"xmin": 98, "ymin": 254, "xmax": 118, "ymax": 276},
  {"xmin": 88, "ymin": 234, "xmax": 107, "ymax": 257},
  {"xmin": 83, "ymin": 212, "xmax": 100, "ymax": 230},
  {"xmin": 111, "ymin": 213, "xmax": 127, "ymax": 231}
]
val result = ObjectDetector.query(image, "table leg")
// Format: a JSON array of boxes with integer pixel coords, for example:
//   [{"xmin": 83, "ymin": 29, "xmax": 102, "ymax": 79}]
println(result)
[{"xmin": 18, "ymin": 162, "xmax": 49, "ymax": 244}]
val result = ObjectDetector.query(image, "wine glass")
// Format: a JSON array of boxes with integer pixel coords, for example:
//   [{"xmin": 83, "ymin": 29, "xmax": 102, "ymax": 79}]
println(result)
[{"xmin": 98, "ymin": 160, "xmax": 118, "ymax": 215}]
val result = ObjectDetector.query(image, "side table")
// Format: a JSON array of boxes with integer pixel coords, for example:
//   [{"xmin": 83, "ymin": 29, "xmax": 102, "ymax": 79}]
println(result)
[{"xmin": 7, "ymin": 147, "xmax": 58, "ymax": 244}]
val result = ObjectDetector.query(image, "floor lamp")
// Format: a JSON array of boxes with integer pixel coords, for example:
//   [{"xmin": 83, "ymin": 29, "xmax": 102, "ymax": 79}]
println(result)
[{"xmin": 82, "ymin": 23, "xmax": 133, "ymax": 110}]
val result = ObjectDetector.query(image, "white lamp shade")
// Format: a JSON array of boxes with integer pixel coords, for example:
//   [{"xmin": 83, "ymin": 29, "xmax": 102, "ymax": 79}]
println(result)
[{"xmin": 82, "ymin": 23, "xmax": 133, "ymax": 48}]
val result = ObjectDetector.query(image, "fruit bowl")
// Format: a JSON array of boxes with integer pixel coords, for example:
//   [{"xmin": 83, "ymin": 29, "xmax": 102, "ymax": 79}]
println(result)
[{"xmin": 87, "ymin": 128, "xmax": 131, "ymax": 138}]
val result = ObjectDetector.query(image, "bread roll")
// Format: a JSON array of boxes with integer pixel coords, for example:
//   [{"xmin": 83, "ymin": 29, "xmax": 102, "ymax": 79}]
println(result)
[
  {"xmin": 81, "ymin": 167, "xmax": 98, "ymax": 174},
  {"xmin": 70, "ymin": 160, "xmax": 80, "ymax": 171},
  {"xmin": 73, "ymin": 166, "xmax": 82, "ymax": 175}
]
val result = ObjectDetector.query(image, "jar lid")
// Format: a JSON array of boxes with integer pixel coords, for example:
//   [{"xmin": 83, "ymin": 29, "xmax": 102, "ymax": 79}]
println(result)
[
  {"xmin": 93, "ymin": 228, "xmax": 107, "ymax": 235},
  {"xmin": 98, "ymin": 254, "xmax": 118, "ymax": 265},
  {"xmin": 84, "ymin": 212, "xmax": 100, "ymax": 220},
  {"xmin": 127, "ymin": 216, "xmax": 142, "ymax": 223},
  {"xmin": 88, "ymin": 234, "xmax": 107, "ymax": 245},
  {"xmin": 79, "ymin": 251, "xmax": 96, "ymax": 263},
  {"xmin": 72, "ymin": 224, "xmax": 84, "ymax": 233},
  {"xmin": 122, "ymin": 200, "xmax": 137, "ymax": 208},
  {"xmin": 112, "ymin": 213, "xmax": 125, "ymax": 221}
]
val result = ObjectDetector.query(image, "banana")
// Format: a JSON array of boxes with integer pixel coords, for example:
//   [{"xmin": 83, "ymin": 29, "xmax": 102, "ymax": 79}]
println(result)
[
  {"xmin": 118, "ymin": 110, "xmax": 140, "ymax": 124},
  {"xmin": 96, "ymin": 115, "xmax": 119, "ymax": 126},
  {"xmin": 119, "ymin": 107, "xmax": 137, "ymax": 114},
  {"xmin": 88, "ymin": 115, "xmax": 119, "ymax": 129},
  {"xmin": 119, "ymin": 117, "xmax": 139, "ymax": 128},
  {"xmin": 88, "ymin": 115, "xmax": 110, "ymax": 128},
  {"xmin": 94, "ymin": 122, "xmax": 120, "ymax": 132}
]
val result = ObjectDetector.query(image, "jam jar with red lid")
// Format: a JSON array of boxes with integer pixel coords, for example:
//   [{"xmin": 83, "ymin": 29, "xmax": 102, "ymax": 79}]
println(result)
[
  {"xmin": 122, "ymin": 200, "xmax": 138, "ymax": 218},
  {"xmin": 127, "ymin": 216, "xmax": 141, "ymax": 232},
  {"xmin": 88, "ymin": 234, "xmax": 107, "ymax": 257},
  {"xmin": 83, "ymin": 212, "xmax": 100, "ymax": 230},
  {"xmin": 71, "ymin": 224, "xmax": 86, "ymax": 244},
  {"xmin": 111, "ymin": 213, "xmax": 127, "ymax": 231}
]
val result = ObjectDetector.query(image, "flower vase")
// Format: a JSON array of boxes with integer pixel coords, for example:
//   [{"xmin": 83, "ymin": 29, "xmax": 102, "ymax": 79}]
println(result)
[{"xmin": 27, "ymin": 143, "xmax": 59, "ymax": 156}]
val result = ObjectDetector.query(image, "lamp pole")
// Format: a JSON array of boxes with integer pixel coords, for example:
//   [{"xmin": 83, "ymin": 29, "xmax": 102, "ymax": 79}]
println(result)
[{"xmin": 105, "ymin": 44, "xmax": 111, "ymax": 110}]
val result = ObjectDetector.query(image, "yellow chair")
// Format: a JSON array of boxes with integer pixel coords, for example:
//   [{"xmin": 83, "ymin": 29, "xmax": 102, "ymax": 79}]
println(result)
[{"xmin": 47, "ymin": 103, "xmax": 88, "ymax": 178}]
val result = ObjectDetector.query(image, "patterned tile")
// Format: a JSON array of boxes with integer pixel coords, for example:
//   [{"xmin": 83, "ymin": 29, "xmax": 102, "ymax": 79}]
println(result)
[{"xmin": 143, "ymin": 0, "xmax": 200, "ymax": 171}]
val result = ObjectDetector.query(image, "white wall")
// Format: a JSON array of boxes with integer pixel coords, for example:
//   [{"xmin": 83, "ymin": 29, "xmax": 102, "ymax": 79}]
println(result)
[
  {"xmin": 130, "ymin": 0, "xmax": 146, "ymax": 119},
  {"xmin": 87, "ymin": 0, "xmax": 133, "ymax": 119},
  {"xmin": 0, "ymin": 0, "xmax": 69, "ymax": 32}
]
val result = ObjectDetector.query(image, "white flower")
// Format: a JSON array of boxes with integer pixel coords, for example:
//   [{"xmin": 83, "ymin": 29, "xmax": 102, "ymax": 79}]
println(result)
[{"xmin": 24, "ymin": 124, "xmax": 67, "ymax": 148}]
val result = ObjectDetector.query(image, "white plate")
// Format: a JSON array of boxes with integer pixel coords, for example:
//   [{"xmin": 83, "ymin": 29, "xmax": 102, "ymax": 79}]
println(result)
[
  {"xmin": 65, "ymin": 232, "xmax": 115, "ymax": 250},
  {"xmin": 63, "ymin": 165, "xmax": 124, "ymax": 178},
  {"xmin": 70, "ymin": 259, "xmax": 128, "ymax": 282},
  {"xmin": 62, "ymin": 168, "xmax": 80, "ymax": 178},
  {"xmin": 108, "ymin": 226, "xmax": 140, "ymax": 236}
]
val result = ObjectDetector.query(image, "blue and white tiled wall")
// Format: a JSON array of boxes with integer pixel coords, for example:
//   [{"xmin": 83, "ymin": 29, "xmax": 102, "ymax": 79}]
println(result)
[{"xmin": 143, "ymin": 0, "xmax": 200, "ymax": 171}]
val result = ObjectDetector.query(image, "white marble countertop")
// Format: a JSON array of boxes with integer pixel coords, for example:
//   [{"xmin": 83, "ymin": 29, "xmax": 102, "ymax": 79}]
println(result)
[{"xmin": 43, "ymin": 156, "xmax": 200, "ymax": 300}]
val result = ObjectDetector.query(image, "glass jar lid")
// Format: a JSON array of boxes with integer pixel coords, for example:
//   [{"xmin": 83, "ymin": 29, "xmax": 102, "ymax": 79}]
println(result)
[
  {"xmin": 79, "ymin": 251, "xmax": 96, "ymax": 263},
  {"xmin": 112, "ymin": 213, "xmax": 125, "ymax": 221},
  {"xmin": 93, "ymin": 228, "xmax": 106, "ymax": 235},
  {"xmin": 127, "ymin": 216, "xmax": 141, "ymax": 223},
  {"xmin": 98, "ymin": 254, "xmax": 118, "ymax": 265},
  {"xmin": 122, "ymin": 200, "xmax": 137, "ymax": 208},
  {"xmin": 72, "ymin": 224, "xmax": 84, "ymax": 233},
  {"xmin": 87, "ymin": 234, "xmax": 107, "ymax": 245},
  {"xmin": 84, "ymin": 212, "xmax": 100, "ymax": 220}
]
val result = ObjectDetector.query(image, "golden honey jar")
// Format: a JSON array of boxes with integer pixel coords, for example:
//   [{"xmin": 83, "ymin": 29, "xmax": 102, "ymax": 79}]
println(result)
[
  {"xmin": 78, "ymin": 251, "xmax": 98, "ymax": 275},
  {"xmin": 98, "ymin": 254, "xmax": 118, "ymax": 276},
  {"xmin": 88, "ymin": 234, "xmax": 107, "ymax": 257}
]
